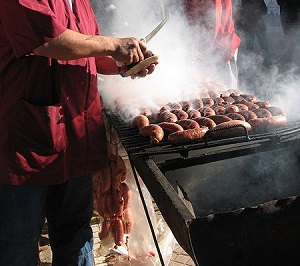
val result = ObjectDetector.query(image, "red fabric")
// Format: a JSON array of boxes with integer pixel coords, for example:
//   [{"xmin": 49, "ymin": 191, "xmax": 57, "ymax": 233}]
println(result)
[
  {"xmin": 0, "ymin": 0, "xmax": 108, "ymax": 185},
  {"xmin": 184, "ymin": 0, "xmax": 240, "ymax": 62}
]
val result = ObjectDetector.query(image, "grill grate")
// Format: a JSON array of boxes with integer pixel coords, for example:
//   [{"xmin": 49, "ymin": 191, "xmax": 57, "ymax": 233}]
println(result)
[{"xmin": 106, "ymin": 111, "xmax": 300, "ymax": 157}]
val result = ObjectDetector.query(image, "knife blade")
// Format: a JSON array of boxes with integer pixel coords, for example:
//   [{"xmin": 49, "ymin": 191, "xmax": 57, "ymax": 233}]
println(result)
[
  {"xmin": 140, "ymin": 13, "xmax": 169, "ymax": 44},
  {"xmin": 116, "ymin": 14, "xmax": 169, "ymax": 70}
]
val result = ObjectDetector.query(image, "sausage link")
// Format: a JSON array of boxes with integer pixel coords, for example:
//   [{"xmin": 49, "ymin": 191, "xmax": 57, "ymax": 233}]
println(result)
[
  {"xmin": 132, "ymin": 115, "xmax": 150, "ymax": 131},
  {"xmin": 186, "ymin": 109, "xmax": 201, "ymax": 119},
  {"xmin": 157, "ymin": 111, "xmax": 178, "ymax": 123},
  {"xmin": 120, "ymin": 182, "xmax": 131, "ymax": 209},
  {"xmin": 253, "ymin": 108, "xmax": 272, "ymax": 118},
  {"xmin": 99, "ymin": 219, "xmax": 112, "ymax": 240},
  {"xmin": 226, "ymin": 113, "xmax": 245, "ymax": 121},
  {"xmin": 207, "ymin": 115, "xmax": 232, "ymax": 124},
  {"xmin": 248, "ymin": 115, "xmax": 287, "ymax": 133},
  {"xmin": 171, "ymin": 109, "xmax": 189, "ymax": 120},
  {"xmin": 239, "ymin": 110, "xmax": 258, "ymax": 121},
  {"xmin": 168, "ymin": 127, "xmax": 208, "ymax": 143},
  {"xmin": 193, "ymin": 117, "xmax": 216, "ymax": 129},
  {"xmin": 112, "ymin": 219, "xmax": 124, "ymax": 246},
  {"xmin": 158, "ymin": 122, "xmax": 184, "ymax": 136},
  {"xmin": 140, "ymin": 124, "xmax": 164, "ymax": 144},
  {"xmin": 207, "ymin": 120, "xmax": 252, "ymax": 138},
  {"xmin": 177, "ymin": 119, "xmax": 200, "ymax": 129}
]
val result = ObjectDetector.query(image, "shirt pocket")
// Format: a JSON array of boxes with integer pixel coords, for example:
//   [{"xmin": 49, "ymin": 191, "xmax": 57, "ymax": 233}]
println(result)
[{"xmin": 9, "ymin": 100, "xmax": 67, "ymax": 171}]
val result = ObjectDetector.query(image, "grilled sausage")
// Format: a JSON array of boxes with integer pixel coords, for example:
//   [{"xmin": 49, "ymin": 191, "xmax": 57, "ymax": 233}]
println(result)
[
  {"xmin": 171, "ymin": 109, "xmax": 189, "ymax": 120},
  {"xmin": 207, "ymin": 115, "xmax": 232, "ymax": 124},
  {"xmin": 168, "ymin": 127, "xmax": 209, "ymax": 143},
  {"xmin": 140, "ymin": 124, "xmax": 164, "ymax": 144},
  {"xmin": 248, "ymin": 115, "xmax": 287, "ymax": 133},
  {"xmin": 213, "ymin": 97, "xmax": 225, "ymax": 105},
  {"xmin": 266, "ymin": 106, "xmax": 286, "ymax": 116},
  {"xmin": 254, "ymin": 101, "xmax": 269, "ymax": 108},
  {"xmin": 239, "ymin": 110, "xmax": 258, "ymax": 121},
  {"xmin": 186, "ymin": 109, "xmax": 201, "ymax": 119},
  {"xmin": 221, "ymin": 96, "xmax": 235, "ymax": 104},
  {"xmin": 191, "ymin": 98, "xmax": 204, "ymax": 109},
  {"xmin": 181, "ymin": 101, "xmax": 193, "ymax": 112},
  {"xmin": 200, "ymin": 107, "xmax": 216, "ymax": 116},
  {"xmin": 225, "ymin": 104, "xmax": 240, "ymax": 113},
  {"xmin": 240, "ymin": 94, "xmax": 257, "ymax": 102},
  {"xmin": 234, "ymin": 103, "xmax": 248, "ymax": 111},
  {"xmin": 235, "ymin": 99, "xmax": 259, "ymax": 110},
  {"xmin": 226, "ymin": 113, "xmax": 246, "ymax": 121},
  {"xmin": 159, "ymin": 105, "xmax": 171, "ymax": 112},
  {"xmin": 193, "ymin": 117, "xmax": 217, "ymax": 129},
  {"xmin": 253, "ymin": 108, "xmax": 272, "ymax": 118},
  {"xmin": 169, "ymin": 102, "xmax": 182, "ymax": 110},
  {"xmin": 132, "ymin": 115, "xmax": 150, "ymax": 130},
  {"xmin": 140, "ymin": 108, "xmax": 152, "ymax": 117},
  {"xmin": 177, "ymin": 119, "xmax": 200, "ymax": 129},
  {"xmin": 157, "ymin": 111, "xmax": 178, "ymax": 123},
  {"xmin": 202, "ymin": 98, "xmax": 214, "ymax": 107},
  {"xmin": 207, "ymin": 120, "xmax": 252, "ymax": 138},
  {"xmin": 213, "ymin": 105, "xmax": 226, "ymax": 115},
  {"xmin": 158, "ymin": 122, "xmax": 184, "ymax": 135}
]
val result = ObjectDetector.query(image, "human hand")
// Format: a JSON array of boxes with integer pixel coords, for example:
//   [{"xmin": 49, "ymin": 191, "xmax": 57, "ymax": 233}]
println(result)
[
  {"xmin": 111, "ymin": 37, "xmax": 147, "ymax": 65},
  {"xmin": 118, "ymin": 50, "xmax": 158, "ymax": 79}
]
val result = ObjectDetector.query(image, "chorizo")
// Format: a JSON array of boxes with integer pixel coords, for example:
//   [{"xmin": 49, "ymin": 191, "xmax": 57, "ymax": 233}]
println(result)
[
  {"xmin": 234, "ymin": 103, "xmax": 248, "ymax": 111},
  {"xmin": 221, "ymin": 96, "xmax": 235, "ymax": 104},
  {"xmin": 157, "ymin": 111, "xmax": 178, "ymax": 123},
  {"xmin": 140, "ymin": 124, "xmax": 164, "ymax": 144},
  {"xmin": 99, "ymin": 219, "xmax": 112, "ymax": 240},
  {"xmin": 266, "ymin": 106, "xmax": 286, "ymax": 116},
  {"xmin": 225, "ymin": 104, "xmax": 239, "ymax": 113},
  {"xmin": 200, "ymin": 107, "xmax": 216, "ymax": 117},
  {"xmin": 239, "ymin": 110, "xmax": 258, "ymax": 121},
  {"xmin": 213, "ymin": 105, "xmax": 226, "ymax": 115},
  {"xmin": 248, "ymin": 115, "xmax": 287, "ymax": 133},
  {"xmin": 169, "ymin": 102, "xmax": 182, "ymax": 110},
  {"xmin": 159, "ymin": 105, "xmax": 171, "ymax": 112},
  {"xmin": 158, "ymin": 122, "xmax": 184, "ymax": 136},
  {"xmin": 207, "ymin": 115, "xmax": 232, "ymax": 125},
  {"xmin": 253, "ymin": 108, "xmax": 272, "ymax": 118},
  {"xmin": 180, "ymin": 101, "xmax": 193, "ymax": 112},
  {"xmin": 140, "ymin": 108, "xmax": 152, "ymax": 117},
  {"xmin": 112, "ymin": 219, "xmax": 125, "ymax": 246},
  {"xmin": 213, "ymin": 97, "xmax": 225, "ymax": 105},
  {"xmin": 191, "ymin": 98, "xmax": 204, "ymax": 109},
  {"xmin": 226, "ymin": 113, "xmax": 246, "ymax": 121},
  {"xmin": 132, "ymin": 115, "xmax": 150, "ymax": 131},
  {"xmin": 186, "ymin": 109, "xmax": 201, "ymax": 119},
  {"xmin": 207, "ymin": 120, "xmax": 252, "ymax": 138},
  {"xmin": 177, "ymin": 119, "xmax": 200, "ymax": 129},
  {"xmin": 202, "ymin": 98, "xmax": 214, "ymax": 107},
  {"xmin": 193, "ymin": 117, "xmax": 217, "ymax": 129},
  {"xmin": 168, "ymin": 127, "xmax": 209, "ymax": 143},
  {"xmin": 120, "ymin": 182, "xmax": 131, "ymax": 209},
  {"xmin": 254, "ymin": 101, "xmax": 269, "ymax": 108},
  {"xmin": 171, "ymin": 109, "xmax": 189, "ymax": 120}
]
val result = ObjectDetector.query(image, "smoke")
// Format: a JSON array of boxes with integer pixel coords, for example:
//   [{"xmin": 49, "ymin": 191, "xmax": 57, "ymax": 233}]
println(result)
[{"xmin": 92, "ymin": 0, "xmax": 300, "ymax": 123}]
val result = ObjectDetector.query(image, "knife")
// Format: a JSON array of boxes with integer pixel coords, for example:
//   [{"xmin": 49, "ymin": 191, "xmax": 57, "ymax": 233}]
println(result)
[{"xmin": 117, "ymin": 14, "xmax": 169, "ymax": 75}]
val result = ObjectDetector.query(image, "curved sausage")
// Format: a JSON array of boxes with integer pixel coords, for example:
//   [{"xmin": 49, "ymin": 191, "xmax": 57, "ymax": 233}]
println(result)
[
  {"xmin": 200, "ymin": 107, "xmax": 216, "ymax": 117},
  {"xmin": 225, "ymin": 104, "xmax": 240, "ymax": 113},
  {"xmin": 181, "ymin": 101, "xmax": 193, "ymax": 112},
  {"xmin": 140, "ymin": 124, "xmax": 164, "ymax": 144},
  {"xmin": 172, "ymin": 109, "xmax": 189, "ymax": 120},
  {"xmin": 177, "ymin": 119, "xmax": 200, "ymax": 129},
  {"xmin": 202, "ymin": 98, "xmax": 214, "ymax": 107},
  {"xmin": 132, "ymin": 115, "xmax": 150, "ymax": 130},
  {"xmin": 226, "ymin": 113, "xmax": 246, "ymax": 121},
  {"xmin": 234, "ymin": 103, "xmax": 248, "ymax": 111},
  {"xmin": 191, "ymin": 98, "xmax": 204, "ymax": 109},
  {"xmin": 158, "ymin": 122, "xmax": 184, "ymax": 136},
  {"xmin": 254, "ymin": 101, "xmax": 269, "ymax": 108},
  {"xmin": 168, "ymin": 127, "xmax": 209, "ymax": 143},
  {"xmin": 157, "ymin": 111, "xmax": 178, "ymax": 123},
  {"xmin": 169, "ymin": 102, "xmax": 182, "ymax": 110},
  {"xmin": 253, "ymin": 108, "xmax": 272, "ymax": 118},
  {"xmin": 99, "ymin": 219, "xmax": 112, "ymax": 240},
  {"xmin": 266, "ymin": 106, "xmax": 286, "ymax": 116},
  {"xmin": 213, "ymin": 105, "xmax": 226, "ymax": 115},
  {"xmin": 248, "ymin": 115, "xmax": 287, "ymax": 133},
  {"xmin": 207, "ymin": 120, "xmax": 252, "ymax": 138},
  {"xmin": 239, "ymin": 110, "xmax": 258, "ymax": 121},
  {"xmin": 207, "ymin": 115, "xmax": 232, "ymax": 124},
  {"xmin": 193, "ymin": 117, "xmax": 217, "ymax": 129},
  {"xmin": 235, "ymin": 99, "xmax": 259, "ymax": 110},
  {"xmin": 186, "ymin": 109, "xmax": 201, "ymax": 119}
]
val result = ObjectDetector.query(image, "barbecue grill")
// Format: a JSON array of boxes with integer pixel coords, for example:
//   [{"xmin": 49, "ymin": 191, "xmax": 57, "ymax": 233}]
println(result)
[{"xmin": 105, "ymin": 110, "xmax": 300, "ymax": 266}]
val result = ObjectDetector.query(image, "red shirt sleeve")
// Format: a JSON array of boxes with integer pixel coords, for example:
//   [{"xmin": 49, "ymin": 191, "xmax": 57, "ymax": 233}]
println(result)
[{"xmin": 0, "ymin": 0, "xmax": 67, "ymax": 58}]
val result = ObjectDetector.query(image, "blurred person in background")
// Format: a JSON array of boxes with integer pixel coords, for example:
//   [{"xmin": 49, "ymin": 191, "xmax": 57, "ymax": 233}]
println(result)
[
  {"xmin": 0, "ymin": 0, "xmax": 156, "ymax": 265},
  {"xmin": 236, "ymin": 0, "xmax": 272, "ymax": 68},
  {"xmin": 183, "ymin": 0, "xmax": 241, "ymax": 90},
  {"xmin": 276, "ymin": 0, "xmax": 300, "ymax": 73}
]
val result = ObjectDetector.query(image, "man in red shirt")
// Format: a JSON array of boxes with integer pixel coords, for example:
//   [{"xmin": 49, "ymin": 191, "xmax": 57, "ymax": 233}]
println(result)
[
  {"xmin": 0, "ymin": 0, "xmax": 156, "ymax": 265},
  {"xmin": 183, "ymin": 0, "xmax": 241, "ymax": 89}
]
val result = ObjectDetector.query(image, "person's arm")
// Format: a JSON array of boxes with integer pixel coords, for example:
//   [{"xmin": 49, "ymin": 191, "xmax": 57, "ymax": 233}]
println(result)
[{"xmin": 33, "ymin": 29, "xmax": 147, "ymax": 65}]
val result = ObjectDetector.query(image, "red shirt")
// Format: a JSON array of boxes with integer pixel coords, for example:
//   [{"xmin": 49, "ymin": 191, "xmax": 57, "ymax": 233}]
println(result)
[
  {"xmin": 184, "ymin": 0, "xmax": 240, "ymax": 62},
  {"xmin": 0, "ymin": 0, "xmax": 108, "ymax": 185}
]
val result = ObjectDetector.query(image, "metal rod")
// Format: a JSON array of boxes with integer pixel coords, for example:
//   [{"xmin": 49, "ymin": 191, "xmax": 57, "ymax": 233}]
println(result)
[{"xmin": 129, "ymin": 158, "xmax": 166, "ymax": 266}]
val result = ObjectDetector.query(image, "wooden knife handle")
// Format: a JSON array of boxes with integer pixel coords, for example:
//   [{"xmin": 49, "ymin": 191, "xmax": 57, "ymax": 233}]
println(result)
[{"xmin": 125, "ymin": 55, "xmax": 159, "ymax": 76}]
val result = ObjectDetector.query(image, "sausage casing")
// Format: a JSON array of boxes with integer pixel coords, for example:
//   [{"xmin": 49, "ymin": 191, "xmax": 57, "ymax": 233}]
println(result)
[{"xmin": 168, "ymin": 127, "xmax": 208, "ymax": 143}]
